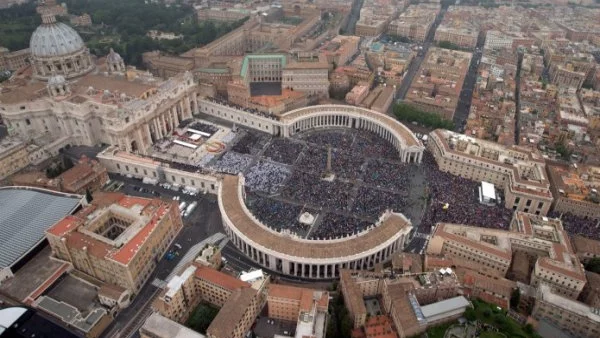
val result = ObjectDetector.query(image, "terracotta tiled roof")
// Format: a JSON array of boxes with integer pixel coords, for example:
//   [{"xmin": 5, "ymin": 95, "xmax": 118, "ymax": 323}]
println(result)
[
  {"xmin": 207, "ymin": 287, "xmax": 257, "ymax": 338},
  {"xmin": 572, "ymin": 235, "xmax": 600, "ymax": 256},
  {"xmin": 268, "ymin": 284, "xmax": 329, "ymax": 312},
  {"xmin": 194, "ymin": 265, "xmax": 250, "ymax": 291}
]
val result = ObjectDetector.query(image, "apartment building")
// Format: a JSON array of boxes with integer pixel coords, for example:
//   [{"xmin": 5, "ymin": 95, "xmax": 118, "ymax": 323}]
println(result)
[
  {"xmin": 0, "ymin": 138, "xmax": 30, "ymax": 180},
  {"xmin": 533, "ymin": 283, "xmax": 600, "ymax": 338},
  {"xmin": 197, "ymin": 7, "xmax": 250, "ymax": 22},
  {"xmin": 571, "ymin": 235, "xmax": 600, "ymax": 264},
  {"xmin": 546, "ymin": 164, "xmax": 600, "ymax": 220},
  {"xmin": 387, "ymin": 4, "xmax": 438, "ymax": 43},
  {"xmin": 484, "ymin": 30, "xmax": 513, "ymax": 50},
  {"xmin": 580, "ymin": 271, "xmax": 600, "ymax": 308},
  {"xmin": 319, "ymin": 35, "xmax": 360, "ymax": 68},
  {"xmin": 282, "ymin": 53, "xmax": 330, "ymax": 99},
  {"xmin": 153, "ymin": 264, "xmax": 251, "ymax": 322},
  {"xmin": 267, "ymin": 284, "xmax": 329, "ymax": 321},
  {"xmin": 153, "ymin": 263, "xmax": 269, "ymax": 338},
  {"xmin": 428, "ymin": 129, "xmax": 554, "ymax": 215},
  {"xmin": 58, "ymin": 156, "xmax": 109, "ymax": 194},
  {"xmin": 427, "ymin": 212, "xmax": 586, "ymax": 299},
  {"xmin": 46, "ymin": 192, "xmax": 183, "ymax": 293},
  {"xmin": 405, "ymin": 48, "xmax": 471, "ymax": 121},
  {"xmin": 340, "ymin": 269, "xmax": 467, "ymax": 338},
  {"xmin": 140, "ymin": 312, "xmax": 206, "ymax": 338},
  {"xmin": 267, "ymin": 284, "xmax": 329, "ymax": 338},
  {"xmin": 434, "ymin": 28, "xmax": 478, "ymax": 49},
  {"xmin": 207, "ymin": 287, "xmax": 262, "ymax": 338}
]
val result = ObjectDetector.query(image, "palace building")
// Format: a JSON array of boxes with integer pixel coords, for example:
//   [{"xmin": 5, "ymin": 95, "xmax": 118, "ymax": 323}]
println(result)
[
  {"xmin": 428, "ymin": 129, "xmax": 554, "ymax": 215},
  {"xmin": 427, "ymin": 212, "xmax": 586, "ymax": 299}
]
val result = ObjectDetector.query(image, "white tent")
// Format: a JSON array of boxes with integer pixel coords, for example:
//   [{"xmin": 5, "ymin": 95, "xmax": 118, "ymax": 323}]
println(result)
[{"xmin": 479, "ymin": 181, "xmax": 497, "ymax": 205}]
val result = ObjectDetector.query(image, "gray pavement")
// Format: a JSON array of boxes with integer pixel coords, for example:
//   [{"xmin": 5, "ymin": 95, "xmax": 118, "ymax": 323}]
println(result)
[
  {"xmin": 452, "ymin": 38, "xmax": 485, "ymax": 132},
  {"xmin": 253, "ymin": 317, "xmax": 296, "ymax": 338}
]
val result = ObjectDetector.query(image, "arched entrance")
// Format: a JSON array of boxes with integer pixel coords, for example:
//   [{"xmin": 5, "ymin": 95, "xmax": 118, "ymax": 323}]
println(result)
[{"xmin": 131, "ymin": 140, "xmax": 138, "ymax": 153}]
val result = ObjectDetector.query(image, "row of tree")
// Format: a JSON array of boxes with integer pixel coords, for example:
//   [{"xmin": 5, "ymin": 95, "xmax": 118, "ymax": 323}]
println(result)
[
  {"xmin": 393, "ymin": 103, "xmax": 455, "ymax": 130},
  {"xmin": 326, "ymin": 292, "xmax": 353, "ymax": 338}
]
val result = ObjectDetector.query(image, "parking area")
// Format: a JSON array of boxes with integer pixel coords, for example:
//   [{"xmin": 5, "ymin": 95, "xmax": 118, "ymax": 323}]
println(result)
[
  {"xmin": 253, "ymin": 316, "xmax": 297, "ymax": 338},
  {"xmin": 46, "ymin": 274, "xmax": 99, "ymax": 313}
]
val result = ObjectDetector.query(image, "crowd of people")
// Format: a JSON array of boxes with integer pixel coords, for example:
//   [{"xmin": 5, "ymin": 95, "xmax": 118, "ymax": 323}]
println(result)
[
  {"xmin": 263, "ymin": 138, "xmax": 305, "ymax": 165},
  {"xmin": 188, "ymin": 121, "xmax": 219, "ymax": 136},
  {"xmin": 231, "ymin": 130, "xmax": 271, "ymax": 155},
  {"xmin": 353, "ymin": 131, "xmax": 399, "ymax": 160},
  {"xmin": 353, "ymin": 187, "xmax": 407, "ymax": 219},
  {"xmin": 299, "ymin": 129, "xmax": 355, "ymax": 150},
  {"xmin": 236, "ymin": 128, "xmax": 427, "ymax": 240},
  {"xmin": 246, "ymin": 192, "xmax": 309, "ymax": 236},
  {"xmin": 309, "ymin": 213, "xmax": 372, "ymax": 240},
  {"xmin": 210, "ymin": 152, "xmax": 252, "ymax": 174},
  {"xmin": 244, "ymin": 161, "xmax": 290, "ymax": 194},
  {"xmin": 282, "ymin": 171, "xmax": 353, "ymax": 211},
  {"xmin": 364, "ymin": 160, "xmax": 415, "ymax": 192},
  {"xmin": 548, "ymin": 211, "xmax": 600, "ymax": 241},
  {"xmin": 419, "ymin": 152, "xmax": 514, "ymax": 232}
]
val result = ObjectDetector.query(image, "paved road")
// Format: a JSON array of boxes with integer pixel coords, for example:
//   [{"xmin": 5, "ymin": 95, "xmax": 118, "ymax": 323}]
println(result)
[
  {"xmin": 391, "ymin": 7, "xmax": 447, "ymax": 113},
  {"xmin": 514, "ymin": 52, "xmax": 524, "ymax": 144},
  {"xmin": 452, "ymin": 37, "xmax": 485, "ymax": 132},
  {"xmin": 343, "ymin": 0, "xmax": 364, "ymax": 35},
  {"xmin": 100, "ymin": 175, "xmax": 223, "ymax": 338}
]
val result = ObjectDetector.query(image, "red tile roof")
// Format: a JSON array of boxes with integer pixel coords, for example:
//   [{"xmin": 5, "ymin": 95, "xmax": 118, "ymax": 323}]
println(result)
[
  {"xmin": 110, "ymin": 204, "xmax": 167, "ymax": 265},
  {"xmin": 47, "ymin": 215, "xmax": 81, "ymax": 237},
  {"xmin": 194, "ymin": 265, "xmax": 250, "ymax": 291}
]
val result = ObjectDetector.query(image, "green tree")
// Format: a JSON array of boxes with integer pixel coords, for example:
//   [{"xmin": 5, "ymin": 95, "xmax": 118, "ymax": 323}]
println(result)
[
  {"xmin": 186, "ymin": 303, "xmax": 219, "ymax": 334},
  {"xmin": 85, "ymin": 188, "xmax": 93, "ymax": 203},
  {"xmin": 585, "ymin": 258, "xmax": 600, "ymax": 274},
  {"xmin": 393, "ymin": 103, "xmax": 455, "ymax": 130},
  {"xmin": 438, "ymin": 41, "xmax": 462, "ymax": 51}
]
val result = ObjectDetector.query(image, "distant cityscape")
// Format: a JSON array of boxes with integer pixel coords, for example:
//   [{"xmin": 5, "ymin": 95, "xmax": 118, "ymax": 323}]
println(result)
[{"xmin": 0, "ymin": 0, "xmax": 600, "ymax": 338}]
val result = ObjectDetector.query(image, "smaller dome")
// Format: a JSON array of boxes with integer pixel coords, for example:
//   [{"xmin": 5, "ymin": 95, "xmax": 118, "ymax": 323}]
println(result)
[
  {"xmin": 107, "ymin": 48, "xmax": 123, "ymax": 63},
  {"xmin": 48, "ymin": 74, "xmax": 66, "ymax": 86}
]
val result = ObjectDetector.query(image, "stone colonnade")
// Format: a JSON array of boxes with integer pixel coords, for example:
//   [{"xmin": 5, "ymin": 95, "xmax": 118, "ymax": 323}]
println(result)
[
  {"xmin": 285, "ymin": 112, "xmax": 423, "ymax": 163},
  {"xmin": 223, "ymin": 227, "xmax": 408, "ymax": 279}
]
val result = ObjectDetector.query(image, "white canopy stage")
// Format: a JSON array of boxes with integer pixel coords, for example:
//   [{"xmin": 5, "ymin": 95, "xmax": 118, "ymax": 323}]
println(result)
[{"xmin": 479, "ymin": 181, "xmax": 497, "ymax": 206}]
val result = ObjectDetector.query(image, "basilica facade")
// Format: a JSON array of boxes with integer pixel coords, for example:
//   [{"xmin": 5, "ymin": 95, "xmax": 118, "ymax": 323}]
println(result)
[{"xmin": 0, "ymin": 12, "xmax": 200, "ymax": 155}]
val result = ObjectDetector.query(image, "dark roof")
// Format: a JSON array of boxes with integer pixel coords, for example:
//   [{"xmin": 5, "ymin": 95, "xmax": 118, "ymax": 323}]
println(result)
[
  {"xmin": 0, "ymin": 187, "xmax": 81, "ymax": 269},
  {"xmin": 0, "ymin": 307, "xmax": 80, "ymax": 338}
]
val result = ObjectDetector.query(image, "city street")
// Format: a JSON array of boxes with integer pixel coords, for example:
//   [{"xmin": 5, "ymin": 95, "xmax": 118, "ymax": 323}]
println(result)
[
  {"xmin": 391, "ymin": 7, "xmax": 447, "ymax": 112},
  {"xmin": 452, "ymin": 37, "xmax": 485, "ymax": 132},
  {"xmin": 343, "ymin": 0, "xmax": 364, "ymax": 35}
]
